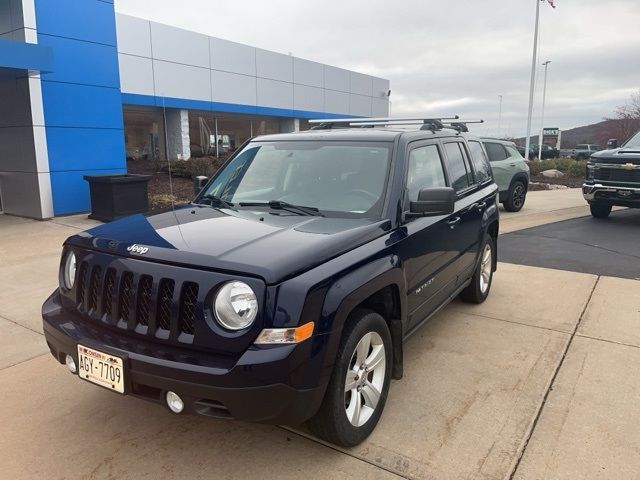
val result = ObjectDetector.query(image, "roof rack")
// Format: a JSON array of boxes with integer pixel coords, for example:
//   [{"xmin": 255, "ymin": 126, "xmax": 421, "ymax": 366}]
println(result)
[
  {"xmin": 309, "ymin": 116, "xmax": 459, "ymax": 131},
  {"xmin": 443, "ymin": 120, "xmax": 484, "ymax": 133}
]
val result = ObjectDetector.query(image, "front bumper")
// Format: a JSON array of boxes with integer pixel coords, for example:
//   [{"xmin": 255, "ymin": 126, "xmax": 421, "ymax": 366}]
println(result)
[
  {"xmin": 582, "ymin": 183, "xmax": 640, "ymax": 207},
  {"xmin": 42, "ymin": 293, "xmax": 329, "ymax": 424}
]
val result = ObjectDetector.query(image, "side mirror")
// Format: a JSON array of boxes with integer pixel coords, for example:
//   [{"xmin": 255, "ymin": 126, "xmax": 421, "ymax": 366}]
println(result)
[
  {"xmin": 193, "ymin": 175, "xmax": 209, "ymax": 195},
  {"xmin": 607, "ymin": 139, "xmax": 618, "ymax": 149},
  {"xmin": 408, "ymin": 187, "xmax": 456, "ymax": 217}
]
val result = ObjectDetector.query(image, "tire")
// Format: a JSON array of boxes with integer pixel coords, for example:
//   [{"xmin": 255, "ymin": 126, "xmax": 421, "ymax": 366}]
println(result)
[
  {"xmin": 590, "ymin": 203, "xmax": 612, "ymax": 219},
  {"xmin": 503, "ymin": 180, "xmax": 527, "ymax": 212},
  {"xmin": 460, "ymin": 234, "xmax": 495, "ymax": 304},
  {"xmin": 307, "ymin": 310, "xmax": 392, "ymax": 447}
]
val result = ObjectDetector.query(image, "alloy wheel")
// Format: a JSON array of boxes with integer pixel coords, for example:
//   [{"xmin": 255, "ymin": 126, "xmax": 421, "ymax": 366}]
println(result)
[
  {"xmin": 513, "ymin": 184, "xmax": 525, "ymax": 209},
  {"xmin": 479, "ymin": 243, "xmax": 492, "ymax": 294}
]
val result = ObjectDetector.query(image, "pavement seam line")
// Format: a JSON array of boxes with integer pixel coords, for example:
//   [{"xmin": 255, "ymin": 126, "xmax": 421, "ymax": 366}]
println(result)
[
  {"xmin": 575, "ymin": 332, "xmax": 640, "ymax": 350},
  {"xmin": 451, "ymin": 309, "xmax": 573, "ymax": 335},
  {"xmin": 507, "ymin": 275, "xmax": 601, "ymax": 480},
  {"xmin": 278, "ymin": 426, "xmax": 410, "ymax": 480},
  {"xmin": 0, "ymin": 352, "xmax": 48, "ymax": 371},
  {"xmin": 0, "ymin": 313, "xmax": 44, "ymax": 336}
]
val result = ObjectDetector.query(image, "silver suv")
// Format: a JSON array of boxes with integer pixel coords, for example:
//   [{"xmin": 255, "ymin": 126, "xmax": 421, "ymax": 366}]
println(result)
[{"xmin": 481, "ymin": 138, "xmax": 530, "ymax": 212}]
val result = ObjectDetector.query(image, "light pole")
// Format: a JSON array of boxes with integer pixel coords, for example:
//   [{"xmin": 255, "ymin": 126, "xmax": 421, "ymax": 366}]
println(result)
[
  {"xmin": 498, "ymin": 94, "xmax": 503, "ymax": 136},
  {"xmin": 523, "ymin": 0, "xmax": 541, "ymax": 162},
  {"xmin": 538, "ymin": 60, "xmax": 551, "ymax": 161}
]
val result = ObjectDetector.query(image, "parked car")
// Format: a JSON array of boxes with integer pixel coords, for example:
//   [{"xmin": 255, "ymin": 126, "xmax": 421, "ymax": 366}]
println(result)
[
  {"xmin": 569, "ymin": 144, "xmax": 602, "ymax": 160},
  {"xmin": 42, "ymin": 117, "xmax": 499, "ymax": 447},
  {"xmin": 583, "ymin": 130, "xmax": 640, "ymax": 218},
  {"xmin": 482, "ymin": 138, "xmax": 530, "ymax": 212},
  {"xmin": 517, "ymin": 143, "xmax": 559, "ymax": 159}
]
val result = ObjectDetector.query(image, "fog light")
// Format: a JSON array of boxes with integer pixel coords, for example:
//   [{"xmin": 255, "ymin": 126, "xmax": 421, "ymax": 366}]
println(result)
[
  {"xmin": 166, "ymin": 391, "xmax": 184, "ymax": 413},
  {"xmin": 65, "ymin": 354, "xmax": 77, "ymax": 374}
]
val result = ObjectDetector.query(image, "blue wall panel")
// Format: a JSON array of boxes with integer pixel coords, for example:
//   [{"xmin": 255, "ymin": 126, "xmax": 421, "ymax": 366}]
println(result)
[
  {"xmin": 38, "ymin": 35, "xmax": 119, "ymax": 88},
  {"xmin": 45, "ymin": 127, "xmax": 125, "ymax": 172},
  {"xmin": 35, "ymin": 0, "xmax": 117, "ymax": 46},
  {"xmin": 50, "ymin": 168, "xmax": 126, "ymax": 215},
  {"xmin": 41, "ymin": 82, "xmax": 123, "ymax": 129}
]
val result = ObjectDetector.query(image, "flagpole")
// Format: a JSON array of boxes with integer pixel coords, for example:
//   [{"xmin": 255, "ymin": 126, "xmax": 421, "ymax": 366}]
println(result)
[
  {"xmin": 538, "ymin": 60, "xmax": 551, "ymax": 161},
  {"xmin": 523, "ymin": 0, "xmax": 541, "ymax": 162}
]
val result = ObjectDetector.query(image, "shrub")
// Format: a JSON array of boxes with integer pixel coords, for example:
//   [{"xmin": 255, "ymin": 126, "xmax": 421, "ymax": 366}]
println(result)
[{"xmin": 567, "ymin": 161, "xmax": 586, "ymax": 178}]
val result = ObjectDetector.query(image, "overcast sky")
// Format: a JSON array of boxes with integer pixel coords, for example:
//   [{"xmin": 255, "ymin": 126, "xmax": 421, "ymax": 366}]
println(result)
[{"xmin": 116, "ymin": 0, "xmax": 640, "ymax": 137}]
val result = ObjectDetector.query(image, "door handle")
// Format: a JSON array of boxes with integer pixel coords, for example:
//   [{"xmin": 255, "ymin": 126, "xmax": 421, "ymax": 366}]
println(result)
[
  {"xmin": 472, "ymin": 202, "xmax": 486, "ymax": 211},
  {"xmin": 509, "ymin": 163, "xmax": 517, "ymax": 167},
  {"xmin": 446, "ymin": 216, "xmax": 461, "ymax": 229}
]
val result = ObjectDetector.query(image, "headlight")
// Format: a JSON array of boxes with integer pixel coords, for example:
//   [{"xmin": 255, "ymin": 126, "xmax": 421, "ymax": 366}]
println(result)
[
  {"xmin": 213, "ymin": 281, "xmax": 258, "ymax": 330},
  {"xmin": 62, "ymin": 251, "xmax": 77, "ymax": 289}
]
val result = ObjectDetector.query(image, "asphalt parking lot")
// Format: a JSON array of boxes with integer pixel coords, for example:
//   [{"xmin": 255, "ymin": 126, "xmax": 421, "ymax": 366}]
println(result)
[{"xmin": 1, "ymin": 189, "xmax": 639, "ymax": 480}]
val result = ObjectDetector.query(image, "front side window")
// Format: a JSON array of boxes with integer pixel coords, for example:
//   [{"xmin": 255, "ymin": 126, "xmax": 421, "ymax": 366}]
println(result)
[
  {"xmin": 467, "ymin": 141, "xmax": 492, "ymax": 184},
  {"xmin": 483, "ymin": 142, "xmax": 508, "ymax": 162},
  {"xmin": 406, "ymin": 144, "xmax": 447, "ymax": 202},
  {"xmin": 443, "ymin": 142, "xmax": 473, "ymax": 192},
  {"xmin": 201, "ymin": 141, "xmax": 392, "ymax": 218}
]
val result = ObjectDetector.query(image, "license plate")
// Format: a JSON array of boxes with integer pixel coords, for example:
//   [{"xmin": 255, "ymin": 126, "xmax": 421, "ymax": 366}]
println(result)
[{"xmin": 77, "ymin": 345, "xmax": 125, "ymax": 394}]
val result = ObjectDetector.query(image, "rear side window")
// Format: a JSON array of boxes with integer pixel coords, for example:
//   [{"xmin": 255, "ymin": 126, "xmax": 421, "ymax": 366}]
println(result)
[
  {"xmin": 467, "ymin": 141, "xmax": 492, "ymax": 184},
  {"xmin": 443, "ymin": 142, "xmax": 473, "ymax": 192},
  {"xmin": 483, "ymin": 142, "xmax": 508, "ymax": 162},
  {"xmin": 406, "ymin": 144, "xmax": 447, "ymax": 202}
]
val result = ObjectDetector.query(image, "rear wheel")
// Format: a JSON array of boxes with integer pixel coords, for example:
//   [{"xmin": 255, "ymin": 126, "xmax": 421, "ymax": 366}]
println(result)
[
  {"xmin": 590, "ymin": 203, "xmax": 612, "ymax": 219},
  {"xmin": 460, "ymin": 234, "xmax": 495, "ymax": 304},
  {"xmin": 307, "ymin": 310, "xmax": 392, "ymax": 447},
  {"xmin": 503, "ymin": 180, "xmax": 527, "ymax": 212}
]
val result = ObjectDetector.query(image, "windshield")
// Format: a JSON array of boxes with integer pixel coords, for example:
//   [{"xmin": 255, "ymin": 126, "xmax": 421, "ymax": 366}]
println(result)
[
  {"xmin": 199, "ymin": 141, "xmax": 392, "ymax": 218},
  {"xmin": 624, "ymin": 131, "xmax": 640, "ymax": 149}
]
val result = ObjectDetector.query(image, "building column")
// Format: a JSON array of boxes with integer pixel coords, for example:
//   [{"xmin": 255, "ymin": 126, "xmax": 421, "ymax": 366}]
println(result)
[
  {"xmin": 165, "ymin": 109, "xmax": 191, "ymax": 160},
  {"xmin": 279, "ymin": 118, "xmax": 300, "ymax": 133}
]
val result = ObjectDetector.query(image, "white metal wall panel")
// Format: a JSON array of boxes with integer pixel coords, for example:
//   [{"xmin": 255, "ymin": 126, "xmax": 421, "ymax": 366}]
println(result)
[
  {"xmin": 211, "ymin": 38, "xmax": 256, "ymax": 76},
  {"xmin": 150, "ymin": 22, "xmax": 209, "ymax": 68},
  {"xmin": 372, "ymin": 77, "xmax": 390, "ymax": 98},
  {"xmin": 324, "ymin": 65, "xmax": 350, "ymax": 93},
  {"xmin": 350, "ymin": 71, "xmax": 373, "ymax": 96},
  {"xmin": 257, "ymin": 78, "xmax": 293, "ymax": 110},
  {"xmin": 153, "ymin": 60, "xmax": 211, "ymax": 101},
  {"xmin": 349, "ymin": 94, "xmax": 372, "ymax": 117},
  {"xmin": 212, "ymin": 70, "xmax": 256, "ymax": 106},
  {"xmin": 115, "ymin": 14, "xmax": 151, "ymax": 57},
  {"xmin": 372, "ymin": 97, "xmax": 390, "ymax": 117},
  {"xmin": 256, "ymin": 48, "xmax": 293, "ymax": 82},
  {"xmin": 293, "ymin": 57, "xmax": 323, "ymax": 88},
  {"xmin": 118, "ymin": 53, "xmax": 154, "ymax": 95},
  {"xmin": 294, "ymin": 84, "xmax": 324, "ymax": 112},
  {"xmin": 324, "ymin": 89, "xmax": 350, "ymax": 114}
]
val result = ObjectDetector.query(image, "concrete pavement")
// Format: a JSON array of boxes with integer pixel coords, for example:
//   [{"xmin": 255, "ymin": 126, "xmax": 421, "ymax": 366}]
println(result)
[{"xmin": 1, "ymin": 188, "xmax": 639, "ymax": 479}]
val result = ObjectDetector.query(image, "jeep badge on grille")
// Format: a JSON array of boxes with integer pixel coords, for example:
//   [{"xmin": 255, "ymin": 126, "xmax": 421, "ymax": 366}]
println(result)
[{"xmin": 127, "ymin": 244, "xmax": 149, "ymax": 255}]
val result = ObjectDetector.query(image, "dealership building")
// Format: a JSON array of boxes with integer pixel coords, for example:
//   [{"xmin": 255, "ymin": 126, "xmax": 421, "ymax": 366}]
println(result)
[{"xmin": 0, "ymin": 0, "xmax": 390, "ymax": 219}]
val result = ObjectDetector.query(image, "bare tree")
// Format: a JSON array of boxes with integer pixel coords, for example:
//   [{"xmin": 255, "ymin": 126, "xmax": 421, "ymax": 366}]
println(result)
[{"xmin": 603, "ymin": 90, "xmax": 640, "ymax": 144}]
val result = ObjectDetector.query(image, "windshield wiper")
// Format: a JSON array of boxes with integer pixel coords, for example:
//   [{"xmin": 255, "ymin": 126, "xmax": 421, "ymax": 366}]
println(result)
[
  {"xmin": 239, "ymin": 200, "xmax": 324, "ymax": 217},
  {"xmin": 198, "ymin": 194, "xmax": 235, "ymax": 209}
]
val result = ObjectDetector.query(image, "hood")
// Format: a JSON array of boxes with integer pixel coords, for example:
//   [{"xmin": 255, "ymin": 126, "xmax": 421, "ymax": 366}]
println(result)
[
  {"xmin": 591, "ymin": 147, "xmax": 640, "ymax": 164},
  {"xmin": 69, "ymin": 205, "xmax": 390, "ymax": 284}
]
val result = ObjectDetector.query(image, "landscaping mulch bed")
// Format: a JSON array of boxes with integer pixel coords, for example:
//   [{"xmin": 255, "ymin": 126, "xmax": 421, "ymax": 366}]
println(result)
[{"xmin": 529, "ymin": 174, "xmax": 584, "ymax": 190}]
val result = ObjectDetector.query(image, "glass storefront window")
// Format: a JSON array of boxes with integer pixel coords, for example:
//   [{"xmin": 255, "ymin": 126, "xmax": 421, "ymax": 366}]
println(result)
[{"xmin": 123, "ymin": 106, "xmax": 166, "ymax": 163}]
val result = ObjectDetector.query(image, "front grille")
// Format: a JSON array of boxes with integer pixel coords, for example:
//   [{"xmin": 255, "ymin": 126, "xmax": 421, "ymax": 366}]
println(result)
[
  {"xmin": 179, "ymin": 283, "xmax": 199, "ymax": 335},
  {"xmin": 88, "ymin": 266, "xmax": 102, "ymax": 312},
  {"xmin": 119, "ymin": 272, "xmax": 134, "ymax": 323},
  {"xmin": 596, "ymin": 167, "xmax": 640, "ymax": 183},
  {"xmin": 71, "ymin": 257, "xmax": 207, "ymax": 345}
]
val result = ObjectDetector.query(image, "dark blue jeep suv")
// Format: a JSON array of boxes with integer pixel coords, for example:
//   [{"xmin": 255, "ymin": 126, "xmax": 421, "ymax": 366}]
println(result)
[{"xmin": 42, "ymin": 117, "xmax": 499, "ymax": 447}]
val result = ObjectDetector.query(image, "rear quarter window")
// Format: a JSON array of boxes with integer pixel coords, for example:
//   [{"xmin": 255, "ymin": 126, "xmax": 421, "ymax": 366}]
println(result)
[{"xmin": 483, "ymin": 142, "xmax": 508, "ymax": 162}]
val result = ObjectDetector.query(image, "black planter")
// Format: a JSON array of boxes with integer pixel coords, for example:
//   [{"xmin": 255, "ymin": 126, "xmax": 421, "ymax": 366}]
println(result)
[{"xmin": 84, "ymin": 174, "xmax": 152, "ymax": 222}]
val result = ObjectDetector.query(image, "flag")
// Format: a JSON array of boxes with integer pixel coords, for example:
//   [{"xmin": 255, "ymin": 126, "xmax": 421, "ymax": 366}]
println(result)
[{"xmin": 547, "ymin": 0, "xmax": 557, "ymax": 8}]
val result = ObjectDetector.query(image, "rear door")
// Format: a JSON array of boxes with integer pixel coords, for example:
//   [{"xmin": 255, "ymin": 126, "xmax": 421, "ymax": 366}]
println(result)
[
  {"xmin": 441, "ymin": 140, "xmax": 484, "ymax": 283},
  {"xmin": 483, "ymin": 141, "xmax": 511, "ymax": 192}
]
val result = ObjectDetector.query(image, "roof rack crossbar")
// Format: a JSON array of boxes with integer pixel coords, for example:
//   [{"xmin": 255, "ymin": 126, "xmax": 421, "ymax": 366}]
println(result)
[{"xmin": 308, "ymin": 115, "xmax": 459, "ymax": 125}]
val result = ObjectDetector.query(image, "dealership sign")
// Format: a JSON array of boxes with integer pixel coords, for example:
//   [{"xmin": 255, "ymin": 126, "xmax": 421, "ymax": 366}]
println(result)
[{"xmin": 543, "ymin": 128, "xmax": 560, "ymax": 136}]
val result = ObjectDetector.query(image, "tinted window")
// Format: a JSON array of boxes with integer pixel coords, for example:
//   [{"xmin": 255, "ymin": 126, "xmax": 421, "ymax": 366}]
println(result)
[
  {"xmin": 505, "ymin": 145, "xmax": 523, "ymax": 159},
  {"xmin": 483, "ymin": 142, "xmax": 508, "ymax": 162},
  {"xmin": 467, "ymin": 141, "xmax": 492, "ymax": 184},
  {"xmin": 576, "ymin": 144, "xmax": 588, "ymax": 150},
  {"xmin": 444, "ymin": 142, "xmax": 473, "ymax": 192},
  {"xmin": 406, "ymin": 144, "xmax": 447, "ymax": 202}
]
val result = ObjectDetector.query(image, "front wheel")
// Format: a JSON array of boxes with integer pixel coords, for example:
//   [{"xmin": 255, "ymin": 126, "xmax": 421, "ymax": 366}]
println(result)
[
  {"xmin": 503, "ymin": 180, "xmax": 527, "ymax": 212},
  {"xmin": 590, "ymin": 203, "xmax": 612, "ymax": 218},
  {"xmin": 307, "ymin": 310, "xmax": 392, "ymax": 447},
  {"xmin": 460, "ymin": 234, "xmax": 495, "ymax": 304}
]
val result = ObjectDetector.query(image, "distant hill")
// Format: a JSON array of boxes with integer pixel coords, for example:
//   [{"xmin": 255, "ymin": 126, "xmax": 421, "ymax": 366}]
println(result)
[{"xmin": 512, "ymin": 118, "xmax": 640, "ymax": 148}]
